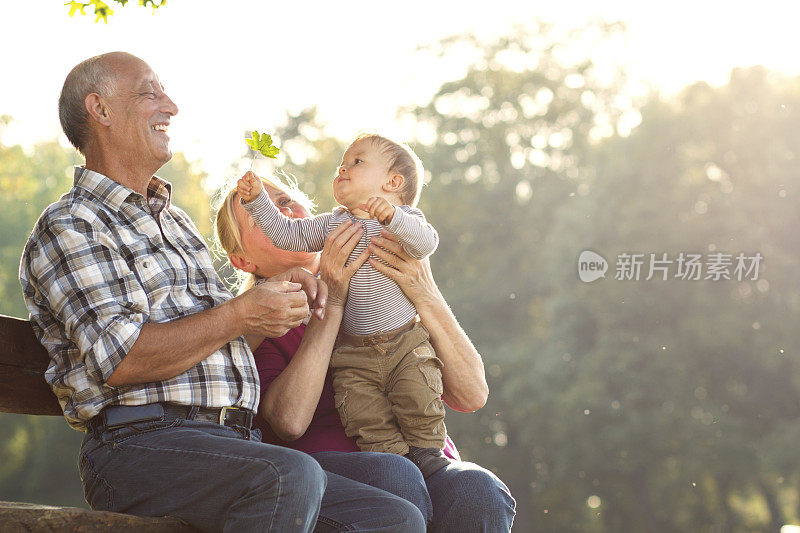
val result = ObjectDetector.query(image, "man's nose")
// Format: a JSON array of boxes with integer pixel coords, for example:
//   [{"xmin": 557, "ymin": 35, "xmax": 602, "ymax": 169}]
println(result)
[
  {"xmin": 161, "ymin": 92, "xmax": 179, "ymax": 116},
  {"xmin": 280, "ymin": 206, "xmax": 293, "ymax": 218}
]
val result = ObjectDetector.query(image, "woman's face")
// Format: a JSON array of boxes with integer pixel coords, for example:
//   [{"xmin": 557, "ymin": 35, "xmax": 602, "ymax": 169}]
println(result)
[{"xmin": 232, "ymin": 183, "xmax": 319, "ymax": 278}]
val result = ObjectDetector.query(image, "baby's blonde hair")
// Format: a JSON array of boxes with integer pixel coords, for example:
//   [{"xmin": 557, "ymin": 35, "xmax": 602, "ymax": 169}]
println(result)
[
  {"xmin": 213, "ymin": 172, "xmax": 314, "ymax": 295},
  {"xmin": 352, "ymin": 133, "xmax": 425, "ymax": 207}
]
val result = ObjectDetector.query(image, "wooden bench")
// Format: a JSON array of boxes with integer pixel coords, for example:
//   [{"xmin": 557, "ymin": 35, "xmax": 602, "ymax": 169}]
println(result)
[{"xmin": 0, "ymin": 314, "xmax": 195, "ymax": 532}]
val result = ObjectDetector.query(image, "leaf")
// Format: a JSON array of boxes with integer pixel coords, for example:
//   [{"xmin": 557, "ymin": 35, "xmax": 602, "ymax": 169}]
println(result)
[
  {"xmin": 65, "ymin": 1, "xmax": 87, "ymax": 17},
  {"xmin": 91, "ymin": 1, "xmax": 114, "ymax": 23},
  {"xmin": 66, "ymin": 0, "xmax": 166, "ymax": 22},
  {"xmin": 245, "ymin": 130, "xmax": 280, "ymax": 159}
]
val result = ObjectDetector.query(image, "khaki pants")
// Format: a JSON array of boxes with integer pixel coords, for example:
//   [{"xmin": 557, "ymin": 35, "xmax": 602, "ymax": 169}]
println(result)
[{"xmin": 330, "ymin": 322, "xmax": 446, "ymax": 456}]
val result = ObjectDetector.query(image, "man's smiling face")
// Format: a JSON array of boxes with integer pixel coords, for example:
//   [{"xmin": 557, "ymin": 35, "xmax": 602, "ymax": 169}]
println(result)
[{"xmin": 105, "ymin": 54, "xmax": 179, "ymax": 173}]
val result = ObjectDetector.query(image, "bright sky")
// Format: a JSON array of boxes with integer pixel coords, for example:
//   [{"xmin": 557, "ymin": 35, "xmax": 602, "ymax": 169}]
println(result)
[{"xmin": 1, "ymin": 0, "xmax": 799, "ymax": 186}]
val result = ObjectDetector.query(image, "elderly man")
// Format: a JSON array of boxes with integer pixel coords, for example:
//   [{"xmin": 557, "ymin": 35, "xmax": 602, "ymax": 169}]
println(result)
[{"xmin": 19, "ymin": 52, "xmax": 425, "ymax": 532}]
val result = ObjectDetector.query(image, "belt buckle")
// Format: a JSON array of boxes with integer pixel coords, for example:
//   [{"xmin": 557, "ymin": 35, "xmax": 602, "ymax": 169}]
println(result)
[{"xmin": 219, "ymin": 406, "xmax": 232, "ymax": 425}]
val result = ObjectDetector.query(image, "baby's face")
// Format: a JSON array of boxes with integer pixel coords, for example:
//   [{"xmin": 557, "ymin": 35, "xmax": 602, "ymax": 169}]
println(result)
[{"xmin": 333, "ymin": 139, "xmax": 392, "ymax": 210}]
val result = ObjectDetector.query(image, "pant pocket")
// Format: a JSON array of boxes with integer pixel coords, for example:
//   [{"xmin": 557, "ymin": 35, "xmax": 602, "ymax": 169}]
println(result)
[
  {"xmin": 334, "ymin": 391, "xmax": 349, "ymax": 429},
  {"xmin": 79, "ymin": 449, "xmax": 114, "ymax": 511},
  {"xmin": 419, "ymin": 362, "xmax": 444, "ymax": 395}
]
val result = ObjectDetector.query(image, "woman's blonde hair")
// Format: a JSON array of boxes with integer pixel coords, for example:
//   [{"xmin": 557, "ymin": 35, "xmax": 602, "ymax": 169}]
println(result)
[
  {"xmin": 212, "ymin": 171, "xmax": 314, "ymax": 295},
  {"xmin": 352, "ymin": 133, "xmax": 425, "ymax": 207}
]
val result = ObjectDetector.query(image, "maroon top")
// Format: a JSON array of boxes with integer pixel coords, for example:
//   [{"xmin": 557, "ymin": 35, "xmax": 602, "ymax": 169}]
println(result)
[{"xmin": 253, "ymin": 324, "xmax": 459, "ymax": 459}]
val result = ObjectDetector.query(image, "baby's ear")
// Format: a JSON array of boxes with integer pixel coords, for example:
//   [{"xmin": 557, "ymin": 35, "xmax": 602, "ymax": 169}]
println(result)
[{"xmin": 383, "ymin": 173, "xmax": 404, "ymax": 193}]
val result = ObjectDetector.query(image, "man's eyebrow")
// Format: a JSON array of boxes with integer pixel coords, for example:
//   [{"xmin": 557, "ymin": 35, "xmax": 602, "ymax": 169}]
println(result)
[{"xmin": 136, "ymin": 80, "xmax": 159, "ymax": 91}]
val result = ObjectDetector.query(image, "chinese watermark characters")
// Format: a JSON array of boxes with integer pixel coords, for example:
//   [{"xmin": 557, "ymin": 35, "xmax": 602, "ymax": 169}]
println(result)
[{"xmin": 578, "ymin": 251, "xmax": 763, "ymax": 282}]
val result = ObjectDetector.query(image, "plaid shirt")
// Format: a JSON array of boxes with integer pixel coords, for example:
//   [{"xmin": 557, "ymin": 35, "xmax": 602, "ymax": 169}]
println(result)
[{"xmin": 19, "ymin": 167, "xmax": 259, "ymax": 431}]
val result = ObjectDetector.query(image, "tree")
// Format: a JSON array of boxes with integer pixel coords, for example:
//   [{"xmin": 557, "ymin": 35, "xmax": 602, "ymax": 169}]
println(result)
[{"xmin": 265, "ymin": 25, "xmax": 800, "ymax": 532}]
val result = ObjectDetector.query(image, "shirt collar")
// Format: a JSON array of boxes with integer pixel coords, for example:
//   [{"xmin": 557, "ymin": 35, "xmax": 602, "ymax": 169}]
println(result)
[{"xmin": 72, "ymin": 166, "xmax": 172, "ymax": 211}]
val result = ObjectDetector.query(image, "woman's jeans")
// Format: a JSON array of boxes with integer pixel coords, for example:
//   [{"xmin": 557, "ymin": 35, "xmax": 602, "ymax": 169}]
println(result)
[
  {"xmin": 312, "ymin": 451, "xmax": 516, "ymax": 532},
  {"xmin": 79, "ymin": 417, "xmax": 425, "ymax": 532}
]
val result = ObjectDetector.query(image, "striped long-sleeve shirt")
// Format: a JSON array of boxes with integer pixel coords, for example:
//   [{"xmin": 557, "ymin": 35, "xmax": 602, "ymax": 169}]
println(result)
[{"xmin": 243, "ymin": 191, "xmax": 439, "ymax": 335}]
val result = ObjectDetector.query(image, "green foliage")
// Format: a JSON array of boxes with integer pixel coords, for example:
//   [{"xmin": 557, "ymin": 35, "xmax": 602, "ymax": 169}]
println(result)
[
  {"xmin": 0, "ymin": 415, "xmax": 84, "ymax": 506},
  {"xmin": 235, "ymin": 107, "xmax": 345, "ymax": 212},
  {"xmin": 0, "ymin": 133, "xmax": 82, "ymax": 319},
  {"xmin": 156, "ymin": 152, "xmax": 214, "ymax": 241},
  {"xmin": 268, "ymin": 25, "xmax": 800, "ymax": 532},
  {"xmin": 0, "ymin": 130, "xmax": 85, "ymax": 505},
  {"xmin": 64, "ymin": 0, "xmax": 166, "ymax": 23},
  {"xmin": 245, "ymin": 131, "xmax": 280, "ymax": 160}
]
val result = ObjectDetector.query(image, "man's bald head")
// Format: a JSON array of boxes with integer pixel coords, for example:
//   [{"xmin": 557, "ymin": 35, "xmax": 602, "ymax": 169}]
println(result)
[{"xmin": 58, "ymin": 52, "xmax": 142, "ymax": 155}]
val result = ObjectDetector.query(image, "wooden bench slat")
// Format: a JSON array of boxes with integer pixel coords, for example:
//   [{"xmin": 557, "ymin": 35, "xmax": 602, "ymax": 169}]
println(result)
[
  {"xmin": 0, "ymin": 501, "xmax": 197, "ymax": 532},
  {"xmin": 0, "ymin": 318, "xmax": 198, "ymax": 530},
  {"xmin": 0, "ymin": 314, "xmax": 61, "ymax": 416},
  {"xmin": 0, "ymin": 314, "xmax": 49, "ymax": 370}
]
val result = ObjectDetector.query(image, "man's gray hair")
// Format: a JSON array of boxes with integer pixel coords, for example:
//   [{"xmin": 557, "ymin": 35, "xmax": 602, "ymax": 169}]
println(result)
[{"xmin": 58, "ymin": 54, "xmax": 118, "ymax": 154}]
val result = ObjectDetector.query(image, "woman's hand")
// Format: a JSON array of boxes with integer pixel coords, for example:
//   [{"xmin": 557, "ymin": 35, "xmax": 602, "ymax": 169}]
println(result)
[
  {"xmin": 319, "ymin": 220, "xmax": 370, "ymax": 310},
  {"xmin": 268, "ymin": 267, "xmax": 327, "ymax": 321},
  {"xmin": 367, "ymin": 230, "xmax": 440, "ymax": 307},
  {"xmin": 369, "ymin": 229, "xmax": 489, "ymax": 412}
]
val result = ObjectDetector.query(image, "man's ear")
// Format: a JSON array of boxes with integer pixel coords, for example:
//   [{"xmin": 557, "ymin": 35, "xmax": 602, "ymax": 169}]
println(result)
[
  {"xmin": 383, "ymin": 173, "xmax": 404, "ymax": 193},
  {"xmin": 229, "ymin": 252, "xmax": 257, "ymax": 274},
  {"xmin": 85, "ymin": 93, "xmax": 112, "ymax": 127}
]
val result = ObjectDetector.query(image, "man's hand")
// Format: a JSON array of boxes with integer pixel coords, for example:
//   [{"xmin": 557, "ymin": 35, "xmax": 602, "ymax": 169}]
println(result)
[
  {"xmin": 359, "ymin": 197, "xmax": 395, "ymax": 224},
  {"xmin": 269, "ymin": 267, "xmax": 328, "ymax": 321},
  {"xmin": 236, "ymin": 171, "xmax": 264, "ymax": 204},
  {"xmin": 235, "ymin": 281, "xmax": 311, "ymax": 338}
]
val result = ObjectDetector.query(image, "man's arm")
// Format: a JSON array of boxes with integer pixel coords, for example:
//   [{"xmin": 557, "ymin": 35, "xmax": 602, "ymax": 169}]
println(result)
[
  {"xmin": 107, "ymin": 280, "xmax": 310, "ymax": 387},
  {"xmin": 22, "ymin": 216, "xmax": 320, "ymax": 389}
]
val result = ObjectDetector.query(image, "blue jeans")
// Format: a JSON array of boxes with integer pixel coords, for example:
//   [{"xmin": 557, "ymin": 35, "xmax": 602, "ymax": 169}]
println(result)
[
  {"xmin": 79, "ymin": 417, "xmax": 425, "ymax": 532},
  {"xmin": 312, "ymin": 451, "xmax": 516, "ymax": 532}
]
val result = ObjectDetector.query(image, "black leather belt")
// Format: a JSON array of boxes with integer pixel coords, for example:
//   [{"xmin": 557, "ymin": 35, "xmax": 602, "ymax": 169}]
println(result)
[{"xmin": 90, "ymin": 403, "xmax": 255, "ymax": 431}]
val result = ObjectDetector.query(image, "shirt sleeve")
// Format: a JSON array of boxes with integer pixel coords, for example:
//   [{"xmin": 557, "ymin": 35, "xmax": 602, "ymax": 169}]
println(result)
[
  {"xmin": 20, "ymin": 217, "xmax": 149, "ymax": 385},
  {"xmin": 241, "ymin": 190, "xmax": 331, "ymax": 252},
  {"xmin": 385, "ymin": 206, "xmax": 439, "ymax": 259}
]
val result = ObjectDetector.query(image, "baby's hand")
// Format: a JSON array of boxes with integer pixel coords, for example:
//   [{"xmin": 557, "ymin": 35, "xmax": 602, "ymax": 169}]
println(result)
[
  {"xmin": 360, "ymin": 197, "xmax": 395, "ymax": 224},
  {"xmin": 237, "ymin": 171, "xmax": 264, "ymax": 204}
]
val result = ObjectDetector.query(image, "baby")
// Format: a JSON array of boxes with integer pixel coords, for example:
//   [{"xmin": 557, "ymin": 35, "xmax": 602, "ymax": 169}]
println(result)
[{"xmin": 237, "ymin": 133, "xmax": 449, "ymax": 477}]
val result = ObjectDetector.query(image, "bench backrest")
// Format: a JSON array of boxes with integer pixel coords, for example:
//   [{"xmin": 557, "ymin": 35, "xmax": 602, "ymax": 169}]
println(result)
[
  {"xmin": 0, "ymin": 316, "xmax": 201, "ymax": 530},
  {"xmin": 0, "ymin": 314, "xmax": 61, "ymax": 415}
]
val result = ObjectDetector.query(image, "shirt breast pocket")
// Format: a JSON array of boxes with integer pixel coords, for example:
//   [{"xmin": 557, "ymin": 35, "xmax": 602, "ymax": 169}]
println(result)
[
  {"xmin": 120, "ymin": 237, "xmax": 173, "ymax": 310},
  {"xmin": 132, "ymin": 257, "xmax": 173, "ymax": 308}
]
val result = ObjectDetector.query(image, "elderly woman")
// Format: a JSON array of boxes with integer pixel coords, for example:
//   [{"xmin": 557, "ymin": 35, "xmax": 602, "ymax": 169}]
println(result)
[{"xmin": 214, "ymin": 174, "xmax": 515, "ymax": 531}]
